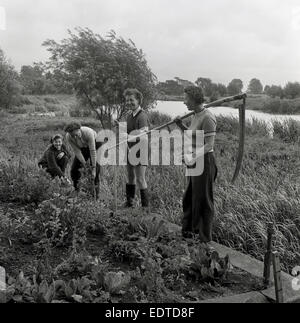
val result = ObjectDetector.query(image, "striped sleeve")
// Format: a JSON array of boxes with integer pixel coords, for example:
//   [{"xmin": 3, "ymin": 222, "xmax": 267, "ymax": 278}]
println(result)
[{"xmin": 203, "ymin": 115, "xmax": 217, "ymax": 138}]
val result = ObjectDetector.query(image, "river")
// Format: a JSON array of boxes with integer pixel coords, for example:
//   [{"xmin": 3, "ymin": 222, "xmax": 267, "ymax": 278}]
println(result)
[{"xmin": 155, "ymin": 101, "xmax": 300, "ymax": 125}]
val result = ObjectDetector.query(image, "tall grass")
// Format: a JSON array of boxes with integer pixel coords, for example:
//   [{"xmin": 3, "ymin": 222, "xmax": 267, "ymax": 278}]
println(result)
[
  {"xmin": 272, "ymin": 119, "xmax": 300, "ymax": 143},
  {"xmin": 0, "ymin": 113, "xmax": 299, "ymax": 272}
]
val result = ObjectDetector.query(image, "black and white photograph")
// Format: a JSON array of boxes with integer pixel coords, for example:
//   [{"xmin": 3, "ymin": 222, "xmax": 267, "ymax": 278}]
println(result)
[{"xmin": 0, "ymin": 0, "xmax": 299, "ymax": 309}]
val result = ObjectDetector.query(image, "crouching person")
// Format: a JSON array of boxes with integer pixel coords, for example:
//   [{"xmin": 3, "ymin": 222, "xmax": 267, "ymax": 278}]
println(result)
[
  {"xmin": 38, "ymin": 134, "xmax": 71, "ymax": 183},
  {"xmin": 64, "ymin": 122, "xmax": 102, "ymax": 198}
]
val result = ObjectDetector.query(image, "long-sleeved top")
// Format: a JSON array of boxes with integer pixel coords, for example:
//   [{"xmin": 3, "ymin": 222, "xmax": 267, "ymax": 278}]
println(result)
[
  {"xmin": 126, "ymin": 108, "xmax": 149, "ymax": 149},
  {"xmin": 38, "ymin": 144, "xmax": 71, "ymax": 177},
  {"xmin": 65, "ymin": 127, "xmax": 98, "ymax": 167}
]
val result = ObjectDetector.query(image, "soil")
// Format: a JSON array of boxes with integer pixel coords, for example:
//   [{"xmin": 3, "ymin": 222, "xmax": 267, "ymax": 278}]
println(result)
[{"xmin": 0, "ymin": 224, "xmax": 265, "ymax": 303}]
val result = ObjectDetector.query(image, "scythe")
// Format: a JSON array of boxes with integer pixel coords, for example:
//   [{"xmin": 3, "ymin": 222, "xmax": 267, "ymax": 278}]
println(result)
[{"xmin": 104, "ymin": 93, "xmax": 247, "ymax": 183}]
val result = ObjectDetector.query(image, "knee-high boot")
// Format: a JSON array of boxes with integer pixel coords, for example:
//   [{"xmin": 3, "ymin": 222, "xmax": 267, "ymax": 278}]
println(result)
[
  {"xmin": 126, "ymin": 184, "xmax": 136, "ymax": 207},
  {"xmin": 140, "ymin": 189, "xmax": 150, "ymax": 208}
]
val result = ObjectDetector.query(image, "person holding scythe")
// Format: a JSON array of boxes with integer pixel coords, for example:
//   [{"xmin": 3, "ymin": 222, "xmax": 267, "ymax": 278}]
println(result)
[{"xmin": 175, "ymin": 86, "xmax": 218, "ymax": 243}]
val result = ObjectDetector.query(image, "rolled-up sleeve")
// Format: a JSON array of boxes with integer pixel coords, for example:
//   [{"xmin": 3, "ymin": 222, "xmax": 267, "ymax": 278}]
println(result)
[
  {"xmin": 84, "ymin": 128, "xmax": 97, "ymax": 167},
  {"xmin": 66, "ymin": 133, "xmax": 86, "ymax": 165}
]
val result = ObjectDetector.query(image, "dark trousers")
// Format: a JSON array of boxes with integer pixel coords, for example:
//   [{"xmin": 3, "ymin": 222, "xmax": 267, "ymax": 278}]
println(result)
[
  {"xmin": 43, "ymin": 155, "xmax": 69, "ymax": 179},
  {"xmin": 182, "ymin": 153, "xmax": 218, "ymax": 242},
  {"xmin": 71, "ymin": 143, "xmax": 101, "ymax": 190}
]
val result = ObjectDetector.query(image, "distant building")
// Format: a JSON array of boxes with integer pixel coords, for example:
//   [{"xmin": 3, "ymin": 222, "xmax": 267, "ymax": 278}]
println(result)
[{"xmin": 174, "ymin": 77, "xmax": 195, "ymax": 88}]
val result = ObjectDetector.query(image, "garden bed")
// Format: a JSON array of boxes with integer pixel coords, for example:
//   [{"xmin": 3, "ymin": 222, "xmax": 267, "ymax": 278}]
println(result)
[{"xmin": 0, "ymin": 201, "xmax": 265, "ymax": 303}]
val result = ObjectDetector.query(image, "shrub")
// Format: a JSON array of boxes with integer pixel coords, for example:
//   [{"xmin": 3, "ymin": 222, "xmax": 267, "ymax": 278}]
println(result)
[
  {"xmin": 0, "ymin": 109, "xmax": 9, "ymax": 119},
  {"xmin": 262, "ymin": 98, "xmax": 300, "ymax": 114},
  {"xmin": 45, "ymin": 103, "xmax": 60, "ymax": 112},
  {"xmin": 69, "ymin": 104, "xmax": 94, "ymax": 118},
  {"xmin": 34, "ymin": 105, "xmax": 48, "ymax": 113},
  {"xmin": 0, "ymin": 159, "xmax": 64, "ymax": 205},
  {"xmin": 148, "ymin": 111, "xmax": 172, "ymax": 128},
  {"xmin": 35, "ymin": 195, "xmax": 87, "ymax": 248},
  {"xmin": 44, "ymin": 97, "xmax": 59, "ymax": 104},
  {"xmin": 272, "ymin": 119, "xmax": 300, "ymax": 143},
  {"xmin": 8, "ymin": 106, "xmax": 29, "ymax": 114}
]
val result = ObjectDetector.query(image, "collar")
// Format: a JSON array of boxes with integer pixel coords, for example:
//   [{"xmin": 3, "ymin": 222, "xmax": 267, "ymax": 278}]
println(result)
[
  {"xmin": 195, "ymin": 105, "xmax": 206, "ymax": 115},
  {"xmin": 132, "ymin": 107, "xmax": 142, "ymax": 118}
]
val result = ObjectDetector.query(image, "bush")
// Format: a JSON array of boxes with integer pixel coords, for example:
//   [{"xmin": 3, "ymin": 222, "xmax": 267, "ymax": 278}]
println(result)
[
  {"xmin": 69, "ymin": 104, "xmax": 94, "ymax": 118},
  {"xmin": 262, "ymin": 98, "xmax": 300, "ymax": 114},
  {"xmin": 148, "ymin": 111, "xmax": 172, "ymax": 128},
  {"xmin": 45, "ymin": 103, "xmax": 60, "ymax": 112},
  {"xmin": 34, "ymin": 105, "xmax": 48, "ymax": 113},
  {"xmin": 44, "ymin": 97, "xmax": 59, "ymax": 104},
  {"xmin": 8, "ymin": 106, "xmax": 29, "ymax": 114},
  {"xmin": 272, "ymin": 119, "xmax": 300, "ymax": 143},
  {"xmin": 0, "ymin": 109, "xmax": 9, "ymax": 119},
  {"xmin": 0, "ymin": 159, "xmax": 65, "ymax": 205},
  {"xmin": 35, "ymin": 195, "xmax": 87, "ymax": 248}
]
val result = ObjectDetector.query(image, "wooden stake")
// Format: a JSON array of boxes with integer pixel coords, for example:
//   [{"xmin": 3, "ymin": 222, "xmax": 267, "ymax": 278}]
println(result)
[
  {"xmin": 114, "ymin": 166, "xmax": 118, "ymax": 214},
  {"xmin": 0, "ymin": 266, "xmax": 6, "ymax": 304},
  {"xmin": 272, "ymin": 251, "xmax": 284, "ymax": 303},
  {"xmin": 263, "ymin": 222, "xmax": 274, "ymax": 287}
]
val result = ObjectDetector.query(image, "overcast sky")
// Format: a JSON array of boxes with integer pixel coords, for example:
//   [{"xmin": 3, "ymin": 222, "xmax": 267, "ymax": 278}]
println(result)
[{"xmin": 0, "ymin": 0, "xmax": 300, "ymax": 87}]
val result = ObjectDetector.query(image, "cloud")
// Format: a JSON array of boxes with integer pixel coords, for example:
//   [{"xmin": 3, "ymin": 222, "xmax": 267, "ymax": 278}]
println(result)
[{"xmin": 0, "ymin": 0, "xmax": 299, "ymax": 86}]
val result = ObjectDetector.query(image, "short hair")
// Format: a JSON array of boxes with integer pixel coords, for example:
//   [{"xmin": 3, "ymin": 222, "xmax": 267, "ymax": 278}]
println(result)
[
  {"xmin": 123, "ymin": 88, "xmax": 143, "ymax": 105},
  {"xmin": 184, "ymin": 86, "xmax": 205, "ymax": 105},
  {"xmin": 64, "ymin": 122, "xmax": 82, "ymax": 133},
  {"xmin": 50, "ymin": 134, "xmax": 63, "ymax": 144}
]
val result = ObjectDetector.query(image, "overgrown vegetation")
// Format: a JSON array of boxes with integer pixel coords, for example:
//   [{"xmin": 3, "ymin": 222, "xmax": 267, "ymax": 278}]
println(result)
[{"xmin": 0, "ymin": 111, "xmax": 299, "ymax": 303}]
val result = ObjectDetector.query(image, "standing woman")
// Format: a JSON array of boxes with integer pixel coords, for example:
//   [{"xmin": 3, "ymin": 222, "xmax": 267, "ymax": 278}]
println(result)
[
  {"xmin": 175, "ymin": 86, "xmax": 218, "ymax": 243},
  {"xmin": 124, "ymin": 88, "xmax": 150, "ymax": 208},
  {"xmin": 38, "ymin": 134, "xmax": 71, "ymax": 182}
]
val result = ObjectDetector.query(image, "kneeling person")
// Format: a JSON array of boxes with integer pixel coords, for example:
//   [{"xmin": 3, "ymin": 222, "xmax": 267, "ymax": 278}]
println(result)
[{"xmin": 38, "ymin": 134, "xmax": 71, "ymax": 182}]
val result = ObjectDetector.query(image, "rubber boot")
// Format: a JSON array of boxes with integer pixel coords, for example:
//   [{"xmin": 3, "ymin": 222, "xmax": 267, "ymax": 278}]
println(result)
[
  {"xmin": 126, "ymin": 184, "xmax": 136, "ymax": 208},
  {"xmin": 94, "ymin": 185, "xmax": 100, "ymax": 200},
  {"xmin": 140, "ymin": 189, "xmax": 150, "ymax": 208}
]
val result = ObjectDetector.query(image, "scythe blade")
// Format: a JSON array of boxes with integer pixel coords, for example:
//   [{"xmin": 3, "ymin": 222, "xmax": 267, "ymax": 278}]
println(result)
[{"xmin": 232, "ymin": 96, "xmax": 246, "ymax": 183}]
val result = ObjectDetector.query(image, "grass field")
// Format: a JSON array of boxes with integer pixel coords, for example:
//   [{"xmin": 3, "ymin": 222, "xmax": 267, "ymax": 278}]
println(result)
[{"xmin": 0, "ymin": 96, "xmax": 299, "ymax": 303}]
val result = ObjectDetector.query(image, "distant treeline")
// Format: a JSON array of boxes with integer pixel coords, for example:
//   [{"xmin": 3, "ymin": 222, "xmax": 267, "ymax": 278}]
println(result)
[
  {"xmin": 157, "ymin": 77, "xmax": 300, "ymax": 103},
  {"xmin": 1, "ymin": 38, "xmax": 300, "ymax": 117}
]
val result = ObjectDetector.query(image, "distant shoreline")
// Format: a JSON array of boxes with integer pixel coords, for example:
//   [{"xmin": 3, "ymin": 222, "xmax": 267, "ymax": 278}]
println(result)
[
  {"xmin": 156, "ymin": 94, "xmax": 184, "ymax": 102},
  {"xmin": 156, "ymin": 94, "xmax": 300, "ymax": 116}
]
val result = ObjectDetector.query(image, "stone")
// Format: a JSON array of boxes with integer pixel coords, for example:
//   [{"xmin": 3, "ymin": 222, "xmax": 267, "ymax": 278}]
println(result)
[
  {"xmin": 0, "ymin": 266, "xmax": 6, "ymax": 303},
  {"xmin": 285, "ymin": 296, "xmax": 300, "ymax": 303},
  {"xmin": 244, "ymin": 293, "xmax": 270, "ymax": 303},
  {"xmin": 200, "ymin": 292, "xmax": 268, "ymax": 304}
]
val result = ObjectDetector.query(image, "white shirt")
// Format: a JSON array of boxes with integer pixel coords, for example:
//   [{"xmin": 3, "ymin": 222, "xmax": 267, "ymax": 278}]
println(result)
[{"xmin": 132, "ymin": 107, "xmax": 142, "ymax": 118}]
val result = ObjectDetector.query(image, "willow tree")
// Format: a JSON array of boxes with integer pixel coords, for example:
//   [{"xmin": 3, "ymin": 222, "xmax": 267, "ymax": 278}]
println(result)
[{"xmin": 43, "ymin": 28, "xmax": 157, "ymax": 128}]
